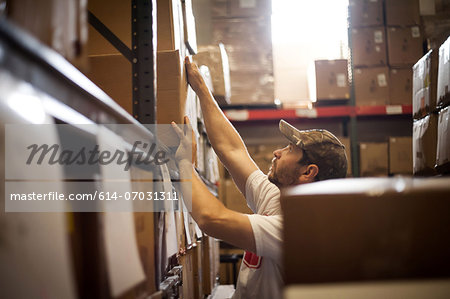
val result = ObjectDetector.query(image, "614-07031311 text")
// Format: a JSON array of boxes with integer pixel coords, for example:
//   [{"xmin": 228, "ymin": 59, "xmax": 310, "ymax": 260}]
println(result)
[{"xmin": 9, "ymin": 191, "xmax": 180, "ymax": 201}]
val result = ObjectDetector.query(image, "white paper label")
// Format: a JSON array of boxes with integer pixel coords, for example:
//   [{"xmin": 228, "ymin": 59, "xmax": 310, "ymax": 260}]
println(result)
[
  {"xmin": 374, "ymin": 30, "xmax": 383, "ymax": 43},
  {"xmin": 411, "ymin": 26, "xmax": 421, "ymax": 38},
  {"xmin": 375, "ymin": 45, "xmax": 381, "ymax": 52},
  {"xmin": 240, "ymin": 0, "xmax": 256, "ymax": 8},
  {"xmin": 386, "ymin": 105, "xmax": 403, "ymax": 114},
  {"xmin": 295, "ymin": 108, "xmax": 318, "ymax": 118},
  {"xmin": 336, "ymin": 74, "xmax": 347, "ymax": 87},
  {"xmin": 377, "ymin": 74, "xmax": 387, "ymax": 87}
]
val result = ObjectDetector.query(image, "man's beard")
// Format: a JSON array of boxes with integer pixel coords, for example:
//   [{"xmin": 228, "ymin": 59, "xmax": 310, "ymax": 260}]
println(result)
[{"xmin": 268, "ymin": 160, "xmax": 301, "ymax": 187}]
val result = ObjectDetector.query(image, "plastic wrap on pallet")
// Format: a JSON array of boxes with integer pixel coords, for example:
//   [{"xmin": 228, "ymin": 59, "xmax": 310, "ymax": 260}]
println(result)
[
  {"xmin": 436, "ymin": 106, "xmax": 450, "ymax": 173},
  {"xmin": 413, "ymin": 50, "xmax": 438, "ymax": 118},
  {"xmin": 437, "ymin": 36, "xmax": 450, "ymax": 108}
]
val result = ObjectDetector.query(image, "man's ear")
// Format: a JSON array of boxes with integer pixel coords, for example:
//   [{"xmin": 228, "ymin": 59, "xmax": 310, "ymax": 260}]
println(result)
[{"xmin": 299, "ymin": 164, "xmax": 319, "ymax": 183}]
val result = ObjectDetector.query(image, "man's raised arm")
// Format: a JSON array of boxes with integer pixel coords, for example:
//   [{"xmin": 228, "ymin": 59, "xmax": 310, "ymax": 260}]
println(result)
[{"xmin": 185, "ymin": 57, "xmax": 258, "ymax": 192}]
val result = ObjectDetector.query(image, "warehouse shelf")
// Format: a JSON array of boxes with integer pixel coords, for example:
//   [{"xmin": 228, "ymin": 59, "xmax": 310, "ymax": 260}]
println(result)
[{"xmin": 222, "ymin": 105, "xmax": 412, "ymax": 121}]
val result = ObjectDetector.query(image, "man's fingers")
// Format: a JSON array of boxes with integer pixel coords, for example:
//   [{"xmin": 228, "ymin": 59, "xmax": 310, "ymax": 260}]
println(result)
[{"xmin": 171, "ymin": 121, "xmax": 184, "ymax": 139}]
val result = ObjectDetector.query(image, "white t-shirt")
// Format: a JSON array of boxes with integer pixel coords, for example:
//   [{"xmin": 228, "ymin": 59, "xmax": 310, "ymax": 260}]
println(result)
[{"xmin": 232, "ymin": 170, "xmax": 283, "ymax": 299}]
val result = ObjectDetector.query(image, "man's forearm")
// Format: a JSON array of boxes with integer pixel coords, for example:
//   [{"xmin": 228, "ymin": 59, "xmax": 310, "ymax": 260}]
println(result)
[{"xmin": 196, "ymin": 84, "xmax": 247, "ymax": 158}]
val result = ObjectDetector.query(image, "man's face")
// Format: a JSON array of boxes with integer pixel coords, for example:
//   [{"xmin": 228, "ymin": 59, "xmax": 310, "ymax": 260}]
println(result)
[{"xmin": 267, "ymin": 143, "xmax": 306, "ymax": 187}]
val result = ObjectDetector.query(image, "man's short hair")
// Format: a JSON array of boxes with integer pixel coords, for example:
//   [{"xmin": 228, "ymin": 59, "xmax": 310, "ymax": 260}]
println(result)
[{"xmin": 279, "ymin": 120, "xmax": 348, "ymax": 181}]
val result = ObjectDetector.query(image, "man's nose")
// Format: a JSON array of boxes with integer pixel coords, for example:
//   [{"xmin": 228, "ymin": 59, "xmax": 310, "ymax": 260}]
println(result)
[{"xmin": 273, "ymin": 148, "xmax": 282, "ymax": 158}]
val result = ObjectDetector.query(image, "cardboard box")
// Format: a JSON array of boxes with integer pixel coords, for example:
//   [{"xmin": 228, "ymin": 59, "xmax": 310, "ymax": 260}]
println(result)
[
  {"xmin": 88, "ymin": 0, "xmax": 130, "ymax": 56},
  {"xmin": 389, "ymin": 68, "xmax": 413, "ymax": 105},
  {"xmin": 85, "ymin": 54, "xmax": 132, "ymax": 114},
  {"xmin": 157, "ymin": 0, "xmax": 183, "ymax": 51},
  {"xmin": 228, "ymin": 69, "xmax": 275, "ymax": 104},
  {"xmin": 211, "ymin": 0, "xmax": 272, "ymax": 18},
  {"xmin": 359, "ymin": 142, "xmax": 389, "ymax": 177},
  {"xmin": 387, "ymin": 26, "xmax": 424, "ymax": 67},
  {"xmin": 179, "ymin": 248, "xmax": 195, "ymax": 299},
  {"xmin": 354, "ymin": 67, "xmax": 390, "ymax": 106},
  {"xmin": 413, "ymin": 113, "xmax": 438, "ymax": 175},
  {"xmin": 194, "ymin": 44, "xmax": 231, "ymax": 105},
  {"xmin": 313, "ymin": 60, "xmax": 349, "ymax": 101},
  {"xmin": 412, "ymin": 50, "xmax": 439, "ymax": 118},
  {"xmin": 339, "ymin": 137, "xmax": 353, "ymax": 177},
  {"xmin": 192, "ymin": 242, "xmax": 204, "ymax": 299},
  {"xmin": 156, "ymin": 50, "xmax": 192, "ymax": 146},
  {"xmin": 281, "ymin": 176, "xmax": 450, "ymax": 285},
  {"xmin": 385, "ymin": 0, "xmax": 421, "ymax": 26},
  {"xmin": 224, "ymin": 179, "xmax": 253, "ymax": 214},
  {"xmin": 9, "ymin": 0, "xmax": 88, "ymax": 70},
  {"xmin": 437, "ymin": 36, "xmax": 450, "ymax": 108},
  {"xmin": 182, "ymin": 0, "xmax": 197, "ymax": 54},
  {"xmin": 348, "ymin": 0, "xmax": 384, "ymax": 27},
  {"xmin": 389, "ymin": 137, "xmax": 413, "ymax": 174},
  {"xmin": 436, "ymin": 106, "xmax": 450, "ymax": 173},
  {"xmin": 351, "ymin": 27, "xmax": 387, "ymax": 67},
  {"xmin": 202, "ymin": 236, "xmax": 218, "ymax": 295}
]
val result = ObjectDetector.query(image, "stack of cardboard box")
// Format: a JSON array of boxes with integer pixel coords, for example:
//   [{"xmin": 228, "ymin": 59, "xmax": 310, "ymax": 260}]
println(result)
[
  {"xmin": 312, "ymin": 59, "xmax": 350, "ymax": 103},
  {"xmin": 350, "ymin": 0, "xmax": 423, "ymax": 106},
  {"xmin": 210, "ymin": 0, "xmax": 274, "ymax": 105},
  {"xmin": 412, "ymin": 36, "xmax": 450, "ymax": 176}
]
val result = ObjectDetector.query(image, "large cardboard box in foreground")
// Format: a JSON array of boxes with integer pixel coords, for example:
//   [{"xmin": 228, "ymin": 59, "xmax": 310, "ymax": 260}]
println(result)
[
  {"xmin": 359, "ymin": 142, "xmax": 388, "ymax": 177},
  {"xmin": 387, "ymin": 26, "xmax": 423, "ymax": 67},
  {"xmin": 354, "ymin": 67, "xmax": 389, "ymax": 106},
  {"xmin": 281, "ymin": 177, "xmax": 450, "ymax": 285},
  {"xmin": 436, "ymin": 106, "xmax": 450, "ymax": 173},
  {"xmin": 413, "ymin": 114, "xmax": 438, "ymax": 175},
  {"xmin": 348, "ymin": 0, "xmax": 383, "ymax": 27},
  {"xmin": 313, "ymin": 60, "xmax": 350, "ymax": 101},
  {"xmin": 351, "ymin": 27, "xmax": 387, "ymax": 67},
  {"xmin": 389, "ymin": 137, "xmax": 413, "ymax": 174}
]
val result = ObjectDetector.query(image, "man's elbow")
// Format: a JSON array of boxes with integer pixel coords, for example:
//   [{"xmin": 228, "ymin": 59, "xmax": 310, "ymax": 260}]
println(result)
[{"xmin": 195, "ymin": 208, "xmax": 225, "ymax": 237}]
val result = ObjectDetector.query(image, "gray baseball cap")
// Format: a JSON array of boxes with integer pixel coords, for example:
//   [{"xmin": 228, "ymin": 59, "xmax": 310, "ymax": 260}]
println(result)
[{"xmin": 279, "ymin": 120, "xmax": 348, "ymax": 180}]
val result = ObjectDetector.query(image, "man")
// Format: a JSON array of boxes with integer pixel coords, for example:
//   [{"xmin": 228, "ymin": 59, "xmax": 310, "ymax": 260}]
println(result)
[{"xmin": 171, "ymin": 57, "xmax": 348, "ymax": 299}]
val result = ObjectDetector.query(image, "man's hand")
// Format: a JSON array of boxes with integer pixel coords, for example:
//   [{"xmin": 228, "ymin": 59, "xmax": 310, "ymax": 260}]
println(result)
[
  {"xmin": 185, "ymin": 56, "xmax": 206, "ymax": 94},
  {"xmin": 171, "ymin": 116, "xmax": 197, "ymax": 165}
]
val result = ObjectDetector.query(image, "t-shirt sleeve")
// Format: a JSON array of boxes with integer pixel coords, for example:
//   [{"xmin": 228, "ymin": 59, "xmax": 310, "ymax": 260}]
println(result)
[
  {"xmin": 247, "ymin": 214, "xmax": 283, "ymax": 263},
  {"xmin": 245, "ymin": 170, "xmax": 280, "ymax": 214}
]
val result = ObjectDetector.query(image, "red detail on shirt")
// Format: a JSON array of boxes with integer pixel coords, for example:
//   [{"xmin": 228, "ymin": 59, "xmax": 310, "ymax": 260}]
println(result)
[{"xmin": 243, "ymin": 251, "xmax": 262, "ymax": 269}]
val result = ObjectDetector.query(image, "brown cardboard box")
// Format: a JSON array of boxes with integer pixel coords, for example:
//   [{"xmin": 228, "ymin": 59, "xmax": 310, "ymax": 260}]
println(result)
[
  {"xmin": 224, "ymin": 179, "xmax": 253, "ymax": 214},
  {"xmin": 211, "ymin": 0, "xmax": 272, "ymax": 18},
  {"xmin": 9, "ymin": 0, "xmax": 88, "ymax": 70},
  {"xmin": 389, "ymin": 68, "xmax": 413, "ymax": 105},
  {"xmin": 157, "ymin": 0, "xmax": 183, "ymax": 51},
  {"xmin": 314, "ymin": 60, "xmax": 350, "ymax": 101},
  {"xmin": 413, "ymin": 50, "xmax": 438, "ymax": 118},
  {"xmin": 156, "ymin": 50, "xmax": 191, "ymax": 146},
  {"xmin": 389, "ymin": 137, "xmax": 413, "ymax": 174},
  {"xmin": 193, "ymin": 242, "xmax": 204, "ymax": 299},
  {"xmin": 180, "ymin": 248, "xmax": 195, "ymax": 299},
  {"xmin": 359, "ymin": 142, "xmax": 389, "ymax": 176},
  {"xmin": 349, "ymin": 0, "xmax": 384, "ymax": 27},
  {"xmin": 351, "ymin": 27, "xmax": 387, "ymax": 67},
  {"xmin": 194, "ymin": 44, "xmax": 231, "ymax": 104},
  {"xmin": 385, "ymin": 0, "xmax": 421, "ymax": 26},
  {"xmin": 437, "ymin": 36, "xmax": 450, "ymax": 108},
  {"xmin": 387, "ymin": 26, "xmax": 424, "ymax": 67},
  {"xmin": 85, "ymin": 54, "xmax": 132, "ymax": 114},
  {"xmin": 436, "ymin": 106, "xmax": 450, "ymax": 173},
  {"xmin": 202, "ymin": 236, "xmax": 218, "ymax": 295},
  {"xmin": 182, "ymin": 0, "xmax": 197, "ymax": 54},
  {"xmin": 413, "ymin": 114, "xmax": 438, "ymax": 175},
  {"xmin": 88, "ymin": 0, "xmax": 130, "ymax": 56},
  {"xmin": 354, "ymin": 67, "xmax": 390, "ymax": 106},
  {"xmin": 281, "ymin": 177, "xmax": 450, "ymax": 285},
  {"xmin": 228, "ymin": 69, "xmax": 275, "ymax": 104},
  {"xmin": 339, "ymin": 137, "xmax": 353, "ymax": 177}
]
